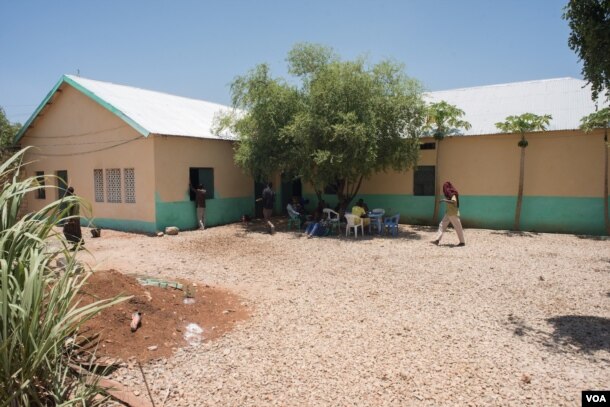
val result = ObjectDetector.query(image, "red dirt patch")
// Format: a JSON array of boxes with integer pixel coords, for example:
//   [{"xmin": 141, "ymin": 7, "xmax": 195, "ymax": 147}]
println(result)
[{"xmin": 77, "ymin": 269, "xmax": 249, "ymax": 362}]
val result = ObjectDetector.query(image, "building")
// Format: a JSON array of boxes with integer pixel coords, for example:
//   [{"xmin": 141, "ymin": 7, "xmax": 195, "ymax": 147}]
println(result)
[
  {"xmin": 307, "ymin": 78, "xmax": 607, "ymax": 235},
  {"xmin": 17, "ymin": 76, "xmax": 609, "ymax": 235},
  {"xmin": 15, "ymin": 75, "xmax": 253, "ymax": 233}
]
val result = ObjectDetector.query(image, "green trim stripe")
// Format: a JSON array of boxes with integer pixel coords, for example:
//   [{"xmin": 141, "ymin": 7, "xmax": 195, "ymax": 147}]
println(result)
[
  {"xmin": 82, "ymin": 217, "xmax": 157, "ymax": 234},
  {"xmin": 63, "ymin": 76, "xmax": 150, "ymax": 137},
  {"xmin": 14, "ymin": 77, "xmax": 65, "ymax": 142},
  {"xmin": 155, "ymin": 192, "xmax": 254, "ymax": 231},
  {"xmin": 304, "ymin": 193, "xmax": 607, "ymax": 236},
  {"xmin": 15, "ymin": 75, "xmax": 150, "ymax": 143}
]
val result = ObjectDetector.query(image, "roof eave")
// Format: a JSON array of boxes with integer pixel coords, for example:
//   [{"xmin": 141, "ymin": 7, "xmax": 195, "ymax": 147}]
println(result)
[{"xmin": 14, "ymin": 75, "xmax": 151, "ymax": 143}]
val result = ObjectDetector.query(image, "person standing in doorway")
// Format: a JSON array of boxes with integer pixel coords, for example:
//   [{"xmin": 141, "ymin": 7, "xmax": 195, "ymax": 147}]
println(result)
[
  {"xmin": 260, "ymin": 182, "xmax": 275, "ymax": 234},
  {"xmin": 62, "ymin": 187, "xmax": 83, "ymax": 249},
  {"xmin": 432, "ymin": 181, "xmax": 465, "ymax": 246},
  {"xmin": 190, "ymin": 183, "xmax": 207, "ymax": 230}
]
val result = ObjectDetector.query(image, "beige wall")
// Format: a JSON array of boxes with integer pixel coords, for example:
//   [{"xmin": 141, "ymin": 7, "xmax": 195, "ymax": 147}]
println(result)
[
  {"xmin": 153, "ymin": 136, "xmax": 253, "ymax": 201},
  {"xmin": 441, "ymin": 130, "xmax": 606, "ymax": 197},
  {"xmin": 360, "ymin": 140, "xmax": 437, "ymax": 194},
  {"xmin": 310, "ymin": 131, "xmax": 608, "ymax": 198},
  {"xmin": 20, "ymin": 84, "xmax": 156, "ymax": 222}
]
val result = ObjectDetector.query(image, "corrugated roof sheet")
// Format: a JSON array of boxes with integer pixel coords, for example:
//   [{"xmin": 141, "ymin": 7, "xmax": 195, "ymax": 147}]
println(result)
[
  {"xmin": 64, "ymin": 75, "xmax": 236, "ymax": 140},
  {"xmin": 424, "ymin": 77, "xmax": 608, "ymax": 136}
]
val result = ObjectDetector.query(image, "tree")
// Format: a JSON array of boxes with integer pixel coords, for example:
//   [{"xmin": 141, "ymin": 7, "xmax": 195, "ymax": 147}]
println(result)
[
  {"xmin": 218, "ymin": 43, "xmax": 427, "ymax": 213},
  {"xmin": 563, "ymin": 0, "xmax": 610, "ymax": 101},
  {"xmin": 580, "ymin": 107, "xmax": 610, "ymax": 234},
  {"xmin": 424, "ymin": 101, "xmax": 471, "ymax": 223},
  {"xmin": 0, "ymin": 106, "xmax": 21, "ymax": 148},
  {"xmin": 496, "ymin": 113, "xmax": 552, "ymax": 231}
]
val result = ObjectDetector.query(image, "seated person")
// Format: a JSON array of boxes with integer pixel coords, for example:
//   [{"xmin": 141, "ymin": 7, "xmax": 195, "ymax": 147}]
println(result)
[
  {"xmin": 305, "ymin": 220, "xmax": 328, "ymax": 238},
  {"xmin": 287, "ymin": 198, "xmax": 306, "ymax": 223},
  {"xmin": 351, "ymin": 198, "xmax": 370, "ymax": 227},
  {"xmin": 313, "ymin": 199, "xmax": 327, "ymax": 221}
]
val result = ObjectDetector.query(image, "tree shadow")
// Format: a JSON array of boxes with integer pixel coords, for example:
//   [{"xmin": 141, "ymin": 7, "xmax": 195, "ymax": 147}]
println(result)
[
  {"xmin": 506, "ymin": 314, "xmax": 610, "ymax": 358},
  {"xmin": 547, "ymin": 315, "xmax": 610, "ymax": 353},
  {"xmin": 576, "ymin": 234, "xmax": 610, "ymax": 242},
  {"xmin": 490, "ymin": 230, "xmax": 539, "ymax": 238}
]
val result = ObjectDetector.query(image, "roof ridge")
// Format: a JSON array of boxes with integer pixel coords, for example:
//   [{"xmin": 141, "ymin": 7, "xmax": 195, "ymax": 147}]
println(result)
[
  {"xmin": 64, "ymin": 74, "xmax": 230, "ymax": 108},
  {"xmin": 426, "ymin": 77, "xmax": 584, "ymax": 94}
]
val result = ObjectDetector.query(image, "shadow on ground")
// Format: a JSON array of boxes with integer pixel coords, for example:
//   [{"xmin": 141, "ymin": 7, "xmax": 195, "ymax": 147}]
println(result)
[
  {"xmin": 547, "ymin": 315, "xmax": 610, "ymax": 353},
  {"xmin": 507, "ymin": 314, "xmax": 610, "ymax": 357},
  {"xmin": 490, "ymin": 230, "xmax": 539, "ymax": 238},
  {"xmin": 576, "ymin": 234, "xmax": 610, "ymax": 242},
  {"xmin": 237, "ymin": 217, "xmax": 424, "ymax": 240}
]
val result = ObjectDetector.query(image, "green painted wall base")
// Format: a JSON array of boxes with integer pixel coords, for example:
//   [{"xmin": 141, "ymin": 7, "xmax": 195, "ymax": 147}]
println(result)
[
  {"xmin": 155, "ymin": 194, "xmax": 254, "ymax": 231},
  {"xmin": 303, "ymin": 193, "xmax": 608, "ymax": 236},
  {"xmin": 83, "ymin": 217, "xmax": 157, "ymax": 234}
]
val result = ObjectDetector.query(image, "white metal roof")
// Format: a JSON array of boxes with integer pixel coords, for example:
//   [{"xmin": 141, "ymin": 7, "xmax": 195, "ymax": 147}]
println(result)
[
  {"xmin": 424, "ymin": 77, "xmax": 608, "ymax": 136},
  {"xmin": 65, "ymin": 75, "xmax": 236, "ymax": 140}
]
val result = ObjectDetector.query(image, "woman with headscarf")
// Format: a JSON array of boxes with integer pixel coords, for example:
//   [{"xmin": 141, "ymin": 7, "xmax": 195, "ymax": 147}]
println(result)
[
  {"xmin": 62, "ymin": 187, "xmax": 84, "ymax": 248},
  {"xmin": 432, "ymin": 181, "xmax": 465, "ymax": 246}
]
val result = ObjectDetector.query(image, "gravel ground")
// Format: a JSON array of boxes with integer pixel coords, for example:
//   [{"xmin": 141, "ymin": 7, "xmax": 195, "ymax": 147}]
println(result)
[{"xmin": 78, "ymin": 220, "xmax": 610, "ymax": 406}]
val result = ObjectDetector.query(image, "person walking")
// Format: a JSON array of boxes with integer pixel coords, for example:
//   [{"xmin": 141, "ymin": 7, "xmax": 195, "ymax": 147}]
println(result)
[
  {"xmin": 62, "ymin": 187, "xmax": 83, "ymax": 249},
  {"xmin": 260, "ymin": 182, "xmax": 275, "ymax": 234},
  {"xmin": 190, "ymin": 183, "xmax": 207, "ymax": 229},
  {"xmin": 432, "ymin": 181, "xmax": 465, "ymax": 246}
]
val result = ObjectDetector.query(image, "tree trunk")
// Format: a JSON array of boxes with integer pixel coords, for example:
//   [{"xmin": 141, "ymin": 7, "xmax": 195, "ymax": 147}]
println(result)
[
  {"xmin": 514, "ymin": 145, "xmax": 526, "ymax": 231},
  {"xmin": 604, "ymin": 127, "xmax": 610, "ymax": 236},
  {"xmin": 432, "ymin": 139, "xmax": 441, "ymax": 224}
]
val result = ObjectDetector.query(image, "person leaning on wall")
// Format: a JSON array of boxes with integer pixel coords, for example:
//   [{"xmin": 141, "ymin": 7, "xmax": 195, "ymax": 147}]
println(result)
[{"xmin": 189, "ymin": 183, "xmax": 207, "ymax": 230}]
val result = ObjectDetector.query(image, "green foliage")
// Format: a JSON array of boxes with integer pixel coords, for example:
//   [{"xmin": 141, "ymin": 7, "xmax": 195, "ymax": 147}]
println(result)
[
  {"xmin": 563, "ymin": 0, "xmax": 610, "ymax": 101},
  {"xmin": 218, "ymin": 43, "xmax": 427, "ymax": 208},
  {"xmin": 424, "ymin": 101, "xmax": 471, "ymax": 140},
  {"xmin": 495, "ymin": 113, "xmax": 552, "ymax": 147},
  {"xmin": 580, "ymin": 107, "xmax": 610, "ymax": 133},
  {"xmin": 0, "ymin": 148, "xmax": 127, "ymax": 406},
  {"xmin": 0, "ymin": 106, "xmax": 21, "ymax": 148},
  {"xmin": 424, "ymin": 101, "xmax": 471, "ymax": 222}
]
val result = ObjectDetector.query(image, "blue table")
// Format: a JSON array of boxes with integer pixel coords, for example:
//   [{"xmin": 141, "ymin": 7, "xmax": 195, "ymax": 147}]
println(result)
[{"xmin": 368, "ymin": 212, "xmax": 384, "ymax": 234}]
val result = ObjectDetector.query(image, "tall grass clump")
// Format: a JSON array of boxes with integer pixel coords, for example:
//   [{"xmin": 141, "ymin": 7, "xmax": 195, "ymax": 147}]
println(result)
[{"xmin": 0, "ymin": 148, "xmax": 126, "ymax": 406}]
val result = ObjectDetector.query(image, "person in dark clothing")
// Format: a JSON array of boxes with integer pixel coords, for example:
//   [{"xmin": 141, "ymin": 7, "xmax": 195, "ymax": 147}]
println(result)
[
  {"xmin": 190, "ymin": 183, "xmax": 207, "ymax": 229},
  {"xmin": 62, "ymin": 187, "xmax": 83, "ymax": 248},
  {"xmin": 259, "ymin": 182, "xmax": 275, "ymax": 234}
]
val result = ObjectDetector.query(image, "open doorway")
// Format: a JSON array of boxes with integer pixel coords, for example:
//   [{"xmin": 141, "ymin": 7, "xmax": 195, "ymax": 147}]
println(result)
[{"xmin": 189, "ymin": 168, "xmax": 215, "ymax": 200}]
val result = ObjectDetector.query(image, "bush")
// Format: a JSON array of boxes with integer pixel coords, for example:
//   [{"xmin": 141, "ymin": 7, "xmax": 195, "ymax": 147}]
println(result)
[{"xmin": 0, "ymin": 148, "xmax": 127, "ymax": 406}]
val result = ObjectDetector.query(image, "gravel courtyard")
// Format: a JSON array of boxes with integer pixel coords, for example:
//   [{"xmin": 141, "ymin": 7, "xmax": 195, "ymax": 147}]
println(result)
[{"xmin": 78, "ymin": 220, "xmax": 610, "ymax": 406}]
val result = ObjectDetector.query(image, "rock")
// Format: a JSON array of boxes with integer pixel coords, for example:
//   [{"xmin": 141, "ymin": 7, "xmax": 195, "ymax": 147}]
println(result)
[
  {"xmin": 165, "ymin": 227, "xmax": 179, "ymax": 235},
  {"xmin": 156, "ymin": 232, "xmax": 164, "ymax": 237},
  {"xmin": 147, "ymin": 345, "xmax": 158, "ymax": 351}
]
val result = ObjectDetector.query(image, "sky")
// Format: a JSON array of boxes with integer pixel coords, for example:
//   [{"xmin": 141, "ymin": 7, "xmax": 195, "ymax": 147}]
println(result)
[{"xmin": 0, "ymin": 0, "xmax": 581, "ymax": 124}]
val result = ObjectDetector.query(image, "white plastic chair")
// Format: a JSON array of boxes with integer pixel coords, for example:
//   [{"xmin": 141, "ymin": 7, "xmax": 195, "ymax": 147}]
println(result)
[
  {"xmin": 344, "ymin": 213, "xmax": 363, "ymax": 237},
  {"xmin": 323, "ymin": 208, "xmax": 340, "ymax": 234}
]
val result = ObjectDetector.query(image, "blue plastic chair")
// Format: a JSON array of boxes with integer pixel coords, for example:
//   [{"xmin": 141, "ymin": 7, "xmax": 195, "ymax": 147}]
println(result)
[{"xmin": 384, "ymin": 213, "xmax": 400, "ymax": 236}]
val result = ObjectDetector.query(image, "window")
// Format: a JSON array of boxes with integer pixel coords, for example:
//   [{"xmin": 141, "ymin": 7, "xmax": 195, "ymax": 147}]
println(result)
[
  {"xmin": 324, "ymin": 182, "xmax": 339, "ymax": 195},
  {"xmin": 420, "ymin": 142, "xmax": 436, "ymax": 150},
  {"xmin": 35, "ymin": 171, "xmax": 46, "ymax": 199},
  {"xmin": 56, "ymin": 170, "xmax": 68, "ymax": 199},
  {"xmin": 124, "ymin": 168, "xmax": 136, "ymax": 203},
  {"xmin": 413, "ymin": 166, "xmax": 435, "ymax": 196},
  {"xmin": 94, "ymin": 169, "xmax": 104, "ymax": 202},
  {"xmin": 106, "ymin": 168, "xmax": 122, "ymax": 203},
  {"xmin": 189, "ymin": 168, "xmax": 214, "ymax": 200}
]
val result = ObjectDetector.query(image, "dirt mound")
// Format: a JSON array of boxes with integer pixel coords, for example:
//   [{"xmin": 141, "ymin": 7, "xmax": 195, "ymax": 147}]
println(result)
[{"xmin": 77, "ymin": 269, "xmax": 249, "ymax": 362}]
